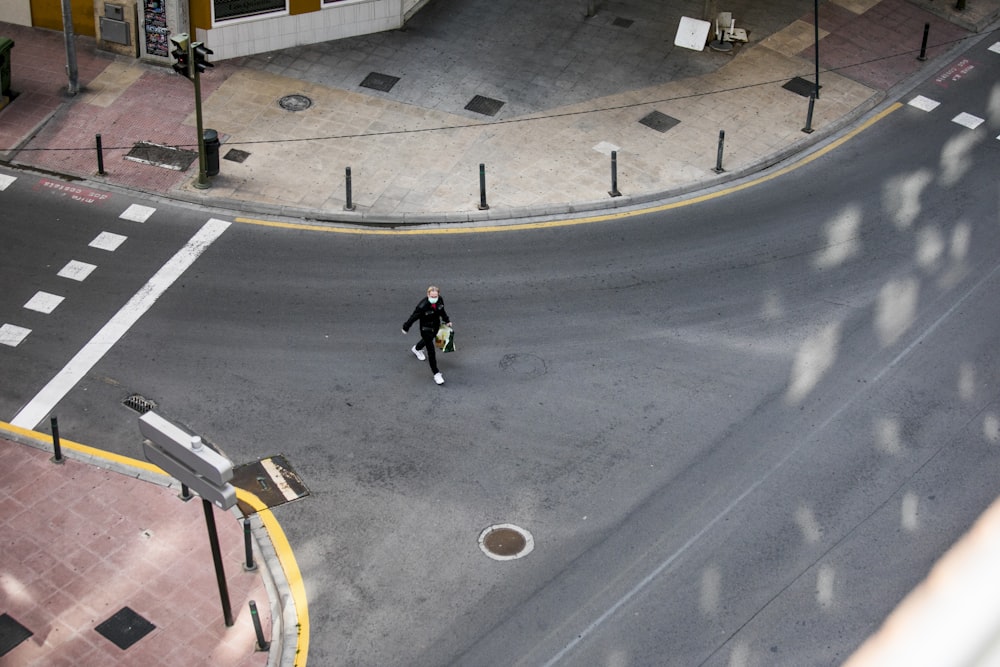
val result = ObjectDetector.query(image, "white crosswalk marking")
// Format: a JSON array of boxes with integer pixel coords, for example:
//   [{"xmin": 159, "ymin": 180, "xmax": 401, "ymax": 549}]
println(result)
[
  {"xmin": 89, "ymin": 231, "xmax": 128, "ymax": 251},
  {"xmin": 120, "ymin": 204, "xmax": 156, "ymax": 223},
  {"xmin": 0, "ymin": 174, "xmax": 15, "ymax": 191},
  {"xmin": 908, "ymin": 95, "xmax": 940, "ymax": 112},
  {"xmin": 952, "ymin": 112, "xmax": 984, "ymax": 129},
  {"xmin": 988, "ymin": 41, "xmax": 1000, "ymax": 55},
  {"xmin": 0, "ymin": 323, "xmax": 32, "ymax": 347},
  {"xmin": 24, "ymin": 291, "xmax": 65, "ymax": 314},
  {"xmin": 58, "ymin": 260, "xmax": 97, "ymax": 281}
]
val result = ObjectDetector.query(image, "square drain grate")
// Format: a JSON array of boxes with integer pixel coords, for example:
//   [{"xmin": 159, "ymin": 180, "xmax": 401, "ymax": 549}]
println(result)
[
  {"xmin": 123, "ymin": 394, "xmax": 156, "ymax": 414},
  {"xmin": 613, "ymin": 17, "xmax": 634, "ymax": 28},
  {"xmin": 124, "ymin": 142, "xmax": 198, "ymax": 171},
  {"xmin": 95, "ymin": 607, "xmax": 155, "ymax": 650},
  {"xmin": 783, "ymin": 76, "xmax": 820, "ymax": 97},
  {"xmin": 465, "ymin": 95, "xmax": 505, "ymax": 117},
  {"xmin": 232, "ymin": 454, "xmax": 310, "ymax": 516},
  {"xmin": 224, "ymin": 148, "xmax": 251, "ymax": 163},
  {"xmin": 360, "ymin": 72, "xmax": 400, "ymax": 93},
  {"xmin": 639, "ymin": 110, "xmax": 681, "ymax": 133},
  {"xmin": 0, "ymin": 614, "xmax": 32, "ymax": 657}
]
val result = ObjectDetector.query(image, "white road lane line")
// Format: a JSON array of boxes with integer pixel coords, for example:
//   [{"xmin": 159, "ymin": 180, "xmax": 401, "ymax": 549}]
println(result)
[{"xmin": 11, "ymin": 218, "xmax": 231, "ymax": 429}]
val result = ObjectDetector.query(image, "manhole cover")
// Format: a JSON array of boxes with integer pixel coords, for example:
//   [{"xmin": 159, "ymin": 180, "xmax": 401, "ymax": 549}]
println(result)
[
  {"xmin": 278, "ymin": 94, "xmax": 312, "ymax": 111},
  {"xmin": 95, "ymin": 606, "xmax": 155, "ymax": 650},
  {"xmin": 613, "ymin": 17, "xmax": 634, "ymax": 28},
  {"xmin": 224, "ymin": 148, "xmax": 251, "ymax": 163},
  {"xmin": 360, "ymin": 72, "xmax": 401, "ymax": 93},
  {"xmin": 639, "ymin": 110, "xmax": 681, "ymax": 133},
  {"xmin": 465, "ymin": 95, "xmax": 505, "ymax": 117},
  {"xmin": 0, "ymin": 613, "xmax": 32, "ymax": 656},
  {"xmin": 783, "ymin": 76, "xmax": 820, "ymax": 98},
  {"xmin": 478, "ymin": 524, "xmax": 534, "ymax": 561}
]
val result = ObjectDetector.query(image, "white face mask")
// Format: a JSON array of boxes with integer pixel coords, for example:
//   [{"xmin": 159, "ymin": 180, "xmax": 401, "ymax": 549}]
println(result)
[{"xmin": 428, "ymin": 296, "xmax": 439, "ymax": 304}]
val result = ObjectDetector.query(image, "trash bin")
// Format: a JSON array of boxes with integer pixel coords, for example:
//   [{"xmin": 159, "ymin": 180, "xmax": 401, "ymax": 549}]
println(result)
[
  {"xmin": 203, "ymin": 128, "xmax": 220, "ymax": 177},
  {"xmin": 0, "ymin": 37, "xmax": 14, "ymax": 100}
]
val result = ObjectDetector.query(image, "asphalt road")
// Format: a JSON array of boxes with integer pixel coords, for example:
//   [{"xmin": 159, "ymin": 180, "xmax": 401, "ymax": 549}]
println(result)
[{"xmin": 2, "ymin": 37, "xmax": 999, "ymax": 666}]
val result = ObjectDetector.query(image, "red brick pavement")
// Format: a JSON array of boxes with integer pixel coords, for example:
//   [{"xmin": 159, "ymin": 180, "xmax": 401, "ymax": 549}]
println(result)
[{"xmin": 0, "ymin": 438, "xmax": 271, "ymax": 667}]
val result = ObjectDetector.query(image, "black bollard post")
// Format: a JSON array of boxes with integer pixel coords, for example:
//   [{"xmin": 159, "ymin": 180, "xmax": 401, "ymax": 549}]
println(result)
[
  {"xmin": 713, "ymin": 130, "xmax": 725, "ymax": 174},
  {"xmin": 609, "ymin": 151, "xmax": 621, "ymax": 197},
  {"xmin": 96, "ymin": 134, "xmax": 106, "ymax": 176},
  {"xmin": 344, "ymin": 166, "xmax": 355, "ymax": 211},
  {"xmin": 179, "ymin": 483, "xmax": 193, "ymax": 502},
  {"xmin": 250, "ymin": 601, "xmax": 270, "ymax": 651},
  {"xmin": 243, "ymin": 517, "xmax": 257, "ymax": 571},
  {"xmin": 50, "ymin": 416, "xmax": 64, "ymax": 464},
  {"xmin": 477, "ymin": 163, "xmax": 489, "ymax": 210},
  {"xmin": 917, "ymin": 23, "xmax": 930, "ymax": 61},
  {"xmin": 802, "ymin": 94, "xmax": 816, "ymax": 134}
]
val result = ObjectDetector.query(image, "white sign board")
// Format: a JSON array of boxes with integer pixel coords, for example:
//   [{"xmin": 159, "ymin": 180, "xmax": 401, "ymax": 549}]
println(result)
[{"xmin": 675, "ymin": 16, "xmax": 711, "ymax": 52}]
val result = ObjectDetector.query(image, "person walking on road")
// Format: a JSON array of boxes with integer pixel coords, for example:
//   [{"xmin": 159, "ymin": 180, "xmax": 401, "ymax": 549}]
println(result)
[{"xmin": 402, "ymin": 285, "xmax": 453, "ymax": 385}]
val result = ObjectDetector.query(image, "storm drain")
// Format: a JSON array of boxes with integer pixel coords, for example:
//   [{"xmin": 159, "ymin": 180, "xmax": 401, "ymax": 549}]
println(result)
[
  {"xmin": 613, "ymin": 17, "xmax": 634, "ymax": 28},
  {"xmin": 123, "ymin": 394, "xmax": 156, "ymax": 414},
  {"xmin": 278, "ymin": 94, "xmax": 312, "ymax": 111},
  {"xmin": 465, "ymin": 95, "xmax": 505, "ymax": 117},
  {"xmin": 639, "ymin": 110, "xmax": 681, "ymax": 133},
  {"xmin": 360, "ymin": 72, "xmax": 400, "ymax": 93},
  {"xmin": 95, "ymin": 606, "xmax": 155, "ymax": 650},
  {"xmin": 783, "ymin": 76, "xmax": 820, "ymax": 98},
  {"xmin": 224, "ymin": 148, "xmax": 251, "ymax": 163},
  {"xmin": 478, "ymin": 523, "xmax": 534, "ymax": 561},
  {"xmin": 124, "ymin": 142, "xmax": 198, "ymax": 171}
]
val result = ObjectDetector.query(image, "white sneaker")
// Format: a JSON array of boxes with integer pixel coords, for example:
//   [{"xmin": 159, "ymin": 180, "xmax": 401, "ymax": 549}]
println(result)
[
  {"xmin": 411, "ymin": 345, "xmax": 426, "ymax": 361},
  {"xmin": 433, "ymin": 373, "xmax": 444, "ymax": 385}
]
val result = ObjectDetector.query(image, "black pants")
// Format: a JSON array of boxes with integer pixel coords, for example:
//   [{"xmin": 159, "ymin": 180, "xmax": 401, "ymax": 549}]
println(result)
[{"xmin": 415, "ymin": 327, "xmax": 439, "ymax": 374}]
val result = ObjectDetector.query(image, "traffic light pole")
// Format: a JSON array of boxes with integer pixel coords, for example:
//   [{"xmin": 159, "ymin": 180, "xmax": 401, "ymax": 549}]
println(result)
[{"xmin": 191, "ymin": 42, "xmax": 209, "ymax": 190}]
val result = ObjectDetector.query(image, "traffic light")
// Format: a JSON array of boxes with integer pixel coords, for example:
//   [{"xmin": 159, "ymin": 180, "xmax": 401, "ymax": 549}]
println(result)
[
  {"xmin": 170, "ymin": 33, "xmax": 190, "ymax": 78},
  {"xmin": 193, "ymin": 42, "xmax": 214, "ymax": 75}
]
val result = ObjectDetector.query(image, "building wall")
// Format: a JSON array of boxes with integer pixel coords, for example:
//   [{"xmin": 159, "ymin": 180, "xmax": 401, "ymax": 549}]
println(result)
[
  {"xmin": 29, "ymin": 0, "xmax": 95, "ymax": 35},
  {"xmin": 0, "ymin": 0, "xmax": 32, "ymax": 26}
]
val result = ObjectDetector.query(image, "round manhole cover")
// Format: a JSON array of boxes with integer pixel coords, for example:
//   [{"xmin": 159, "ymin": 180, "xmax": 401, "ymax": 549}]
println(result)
[
  {"xmin": 499, "ymin": 353, "xmax": 547, "ymax": 378},
  {"xmin": 278, "ymin": 94, "xmax": 312, "ymax": 111},
  {"xmin": 478, "ymin": 524, "xmax": 534, "ymax": 561}
]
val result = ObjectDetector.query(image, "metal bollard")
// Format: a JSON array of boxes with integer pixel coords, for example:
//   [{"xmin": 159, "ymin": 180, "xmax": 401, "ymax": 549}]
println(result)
[
  {"xmin": 917, "ymin": 23, "xmax": 930, "ymax": 61},
  {"xmin": 477, "ymin": 163, "xmax": 489, "ymax": 210},
  {"xmin": 96, "ymin": 134, "xmax": 106, "ymax": 176},
  {"xmin": 609, "ymin": 151, "xmax": 621, "ymax": 197},
  {"xmin": 250, "ymin": 600, "xmax": 270, "ymax": 651},
  {"xmin": 179, "ymin": 483, "xmax": 193, "ymax": 502},
  {"xmin": 243, "ymin": 517, "xmax": 257, "ymax": 571},
  {"xmin": 50, "ymin": 416, "xmax": 64, "ymax": 464},
  {"xmin": 344, "ymin": 166, "xmax": 355, "ymax": 211},
  {"xmin": 713, "ymin": 130, "xmax": 725, "ymax": 174},
  {"xmin": 802, "ymin": 94, "xmax": 816, "ymax": 134}
]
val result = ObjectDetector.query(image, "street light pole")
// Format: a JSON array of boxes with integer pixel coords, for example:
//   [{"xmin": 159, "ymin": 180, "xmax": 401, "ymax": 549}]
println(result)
[{"xmin": 814, "ymin": 0, "xmax": 820, "ymax": 99}]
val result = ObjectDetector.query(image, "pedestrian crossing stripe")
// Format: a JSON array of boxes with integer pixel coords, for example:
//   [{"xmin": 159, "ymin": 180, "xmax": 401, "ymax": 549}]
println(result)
[
  {"xmin": 24, "ymin": 291, "xmax": 64, "ymax": 314},
  {"xmin": 58, "ymin": 260, "xmax": 97, "ymax": 281},
  {"xmin": 908, "ymin": 95, "xmax": 939, "ymax": 112},
  {"xmin": 988, "ymin": 42, "xmax": 1000, "ymax": 55},
  {"xmin": 0, "ymin": 324, "xmax": 31, "ymax": 347},
  {"xmin": 120, "ymin": 204, "xmax": 156, "ymax": 223},
  {"xmin": 952, "ymin": 112, "xmax": 984, "ymax": 130},
  {"xmin": 0, "ymin": 174, "xmax": 15, "ymax": 191},
  {"xmin": 89, "ymin": 231, "xmax": 128, "ymax": 251}
]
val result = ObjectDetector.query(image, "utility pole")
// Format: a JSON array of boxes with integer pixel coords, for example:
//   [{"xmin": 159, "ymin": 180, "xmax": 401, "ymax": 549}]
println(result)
[{"xmin": 60, "ymin": 0, "xmax": 78, "ymax": 94}]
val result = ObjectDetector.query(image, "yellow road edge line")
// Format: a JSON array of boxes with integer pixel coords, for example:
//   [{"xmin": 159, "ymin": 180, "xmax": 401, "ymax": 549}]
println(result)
[
  {"xmin": 235, "ymin": 102, "xmax": 903, "ymax": 236},
  {"xmin": 235, "ymin": 487, "xmax": 310, "ymax": 667},
  {"xmin": 0, "ymin": 421, "xmax": 309, "ymax": 667}
]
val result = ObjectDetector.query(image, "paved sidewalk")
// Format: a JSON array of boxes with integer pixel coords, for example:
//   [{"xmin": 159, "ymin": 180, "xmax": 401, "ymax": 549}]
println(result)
[
  {"xmin": 1, "ymin": 0, "xmax": 996, "ymax": 224},
  {"xmin": 0, "ymin": 432, "xmax": 275, "ymax": 667}
]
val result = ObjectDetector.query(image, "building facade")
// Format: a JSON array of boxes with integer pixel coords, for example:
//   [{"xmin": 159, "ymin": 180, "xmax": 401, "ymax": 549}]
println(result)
[{"xmin": 1, "ymin": 0, "xmax": 427, "ymax": 63}]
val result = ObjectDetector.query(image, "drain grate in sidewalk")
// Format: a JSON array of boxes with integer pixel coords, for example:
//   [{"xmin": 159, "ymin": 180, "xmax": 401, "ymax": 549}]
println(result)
[
  {"xmin": 225, "ymin": 148, "xmax": 251, "ymax": 163},
  {"xmin": 465, "ymin": 95, "xmax": 505, "ymax": 116},
  {"xmin": 783, "ymin": 76, "xmax": 820, "ymax": 97},
  {"xmin": 360, "ymin": 72, "xmax": 400, "ymax": 93},
  {"xmin": 124, "ymin": 142, "xmax": 198, "ymax": 171},
  {"xmin": 95, "ymin": 607, "xmax": 155, "ymax": 650},
  {"xmin": 639, "ymin": 110, "xmax": 680, "ymax": 133},
  {"xmin": 0, "ymin": 614, "xmax": 32, "ymax": 656}
]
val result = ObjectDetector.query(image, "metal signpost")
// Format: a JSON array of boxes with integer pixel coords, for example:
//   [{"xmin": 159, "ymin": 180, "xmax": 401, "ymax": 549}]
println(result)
[{"xmin": 140, "ymin": 411, "xmax": 237, "ymax": 626}]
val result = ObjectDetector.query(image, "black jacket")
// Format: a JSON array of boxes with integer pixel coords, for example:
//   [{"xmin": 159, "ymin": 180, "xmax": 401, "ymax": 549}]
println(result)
[{"xmin": 403, "ymin": 297, "xmax": 450, "ymax": 333}]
